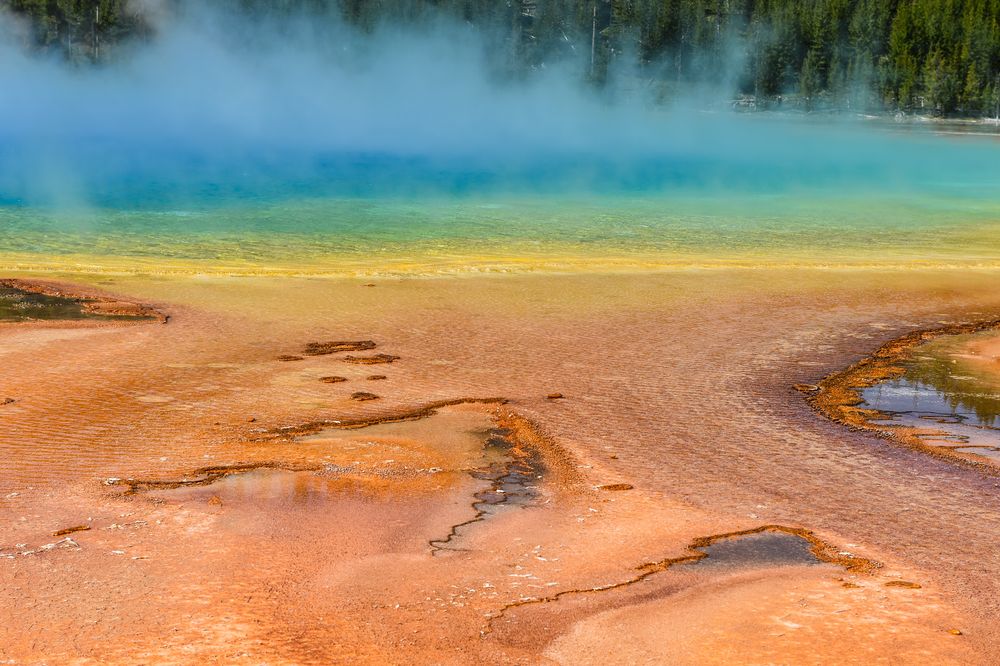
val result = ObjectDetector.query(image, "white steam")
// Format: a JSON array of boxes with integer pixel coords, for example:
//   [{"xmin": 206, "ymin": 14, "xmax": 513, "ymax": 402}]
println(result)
[{"xmin": 0, "ymin": 4, "xmax": 997, "ymax": 207}]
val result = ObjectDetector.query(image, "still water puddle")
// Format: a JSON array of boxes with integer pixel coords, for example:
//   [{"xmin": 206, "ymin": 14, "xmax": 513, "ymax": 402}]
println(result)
[
  {"xmin": 140, "ymin": 406, "xmax": 543, "ymax": 553},
  {"xmin": 860, "ymin": 330, "xmax": 1000, "ymax": 459},
  {"xmin": 694, "ymin": 532, "xmax": 821, "ymax": 569}
]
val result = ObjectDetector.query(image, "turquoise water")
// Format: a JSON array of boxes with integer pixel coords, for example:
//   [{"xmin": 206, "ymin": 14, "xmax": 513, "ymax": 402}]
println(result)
[
  {"xmin": 2, "ymin": 190, "xmax": 999, "ymax": 274},
  {"xmin": 2, "ymin": 120, "xmax": 1000, "ymax": 275},
  {"xmin": 4, "ymin": 10, "xmax": 1000, "ymax": 276}
]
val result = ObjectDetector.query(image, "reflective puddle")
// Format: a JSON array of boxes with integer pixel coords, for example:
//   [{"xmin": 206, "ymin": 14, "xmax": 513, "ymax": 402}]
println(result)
[
  {"xmin": 860, "ymin": 330, "xmax": 1000, "ymax": 460},
  {"xmin": 694, "ymin": 531, "xmax": 821, "ymax": 569},
  {"xmin": 147, "ymin": 468, "xmax": 380, "ymax": 507},
  {"xmin": 128, "ymin": 405, "xmax": 545, "ymax": 553}
]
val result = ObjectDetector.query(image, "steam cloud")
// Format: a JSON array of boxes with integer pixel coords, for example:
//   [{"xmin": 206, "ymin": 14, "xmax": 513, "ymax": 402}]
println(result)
[{"xmin": 0, "ymin": 3, "xmax": 998, "ymax": 208}]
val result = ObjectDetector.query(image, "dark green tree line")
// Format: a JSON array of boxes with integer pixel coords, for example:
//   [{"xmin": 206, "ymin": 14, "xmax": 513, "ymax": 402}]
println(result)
[{"xmin": 3, "ymin": 0, "xmax": 999, "ymax": 116}]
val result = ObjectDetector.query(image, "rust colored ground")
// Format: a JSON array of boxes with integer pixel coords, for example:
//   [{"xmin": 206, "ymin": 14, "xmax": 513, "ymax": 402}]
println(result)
[{"xmin": 1, "ymin": 270, "xmax": 999, "ymax": 664}]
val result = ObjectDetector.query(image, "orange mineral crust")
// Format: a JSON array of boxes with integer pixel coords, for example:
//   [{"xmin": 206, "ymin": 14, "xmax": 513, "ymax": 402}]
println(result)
[{"xmin": 2, "ymin": 269, "xmax": 1000, "ymax": 664}]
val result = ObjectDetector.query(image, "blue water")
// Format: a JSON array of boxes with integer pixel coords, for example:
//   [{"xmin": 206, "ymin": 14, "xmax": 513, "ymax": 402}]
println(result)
[{"xmin": 2, "ymin": 118, "xmax": 1000, "ymax": 274}]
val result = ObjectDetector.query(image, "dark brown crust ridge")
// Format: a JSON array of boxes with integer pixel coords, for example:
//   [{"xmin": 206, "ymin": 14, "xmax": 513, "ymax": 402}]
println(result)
[
  {"xmin": 267, "ymin": 398, "xmax": 509, "ymax": 437},
  {"xmin": 303, "ymin": 340, "xmax": 376, "ymax": 356},
  {"xmin": 343, "ymin": 353, "xmax": 400, "ymax": 365},
  {"xmin": 107, "ymin": 462, "xmax": 323, "ymax": 494}
]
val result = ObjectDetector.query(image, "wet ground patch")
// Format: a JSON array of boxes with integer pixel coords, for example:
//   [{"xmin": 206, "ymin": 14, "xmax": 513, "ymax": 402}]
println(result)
[
  {"xmin": 0, "ymin": 279, "xmax": 163, "ymax": 323},
  {"xmin": 103, "ymin": 401, "xmax": 552, "ymax": 560},
  {"xmin": 143, "ymin": 467, "xmax": 366, "ymax": 508},
  {"xmin": 0, "ymin": 284, "xmax": 140, "ymax": 322},
  {"xmin": 430, "ymin": 426, "xmax": 545, "ymax": 554}
]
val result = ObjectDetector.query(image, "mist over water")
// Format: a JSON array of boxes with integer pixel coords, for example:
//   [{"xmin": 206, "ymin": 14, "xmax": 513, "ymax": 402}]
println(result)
[{"xmin": 1, "ymin": 4, "xmax": 999, "ymax": 273}]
